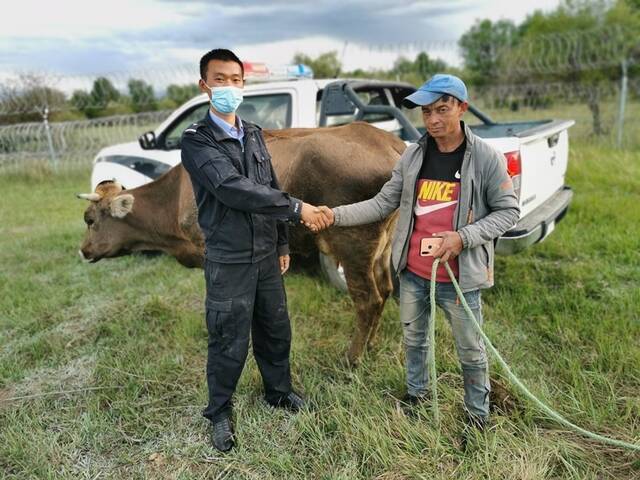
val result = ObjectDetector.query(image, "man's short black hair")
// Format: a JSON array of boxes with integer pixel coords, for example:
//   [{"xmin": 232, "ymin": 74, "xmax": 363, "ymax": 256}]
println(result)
[
  {"xmin": 200, "ymin": 49, "xmax": 244, "ymax": 80},
  {"xmin": 440, "ymin": 94, "xmax": 460, "ymax": 104},
  {"xmin": 420, "ymin": 94, "xmax": 461, "ymax": 109}
]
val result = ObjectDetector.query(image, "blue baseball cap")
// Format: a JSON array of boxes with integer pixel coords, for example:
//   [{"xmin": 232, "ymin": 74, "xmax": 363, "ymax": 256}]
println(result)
[{"xmin": 403, "ymin": 73, "xmax": 468, "ymax": 108}]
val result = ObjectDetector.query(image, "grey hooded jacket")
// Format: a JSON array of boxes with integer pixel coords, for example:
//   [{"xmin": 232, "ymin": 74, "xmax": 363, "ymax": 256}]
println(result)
[{"xmin": 333, "ymin": 122, "xmax": 520, "ymax": 292}]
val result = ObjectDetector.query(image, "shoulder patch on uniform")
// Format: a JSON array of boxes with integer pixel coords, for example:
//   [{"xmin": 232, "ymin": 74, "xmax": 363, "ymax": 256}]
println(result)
[{"xmin": 184, "ymin": 123, "xmax": 202, "ymax": 134}]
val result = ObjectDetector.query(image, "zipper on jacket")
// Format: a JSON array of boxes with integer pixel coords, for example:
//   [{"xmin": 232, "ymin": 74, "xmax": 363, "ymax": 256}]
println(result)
[
  {"xmin": 399, "ymin": 146, "xmax": 423, "ymax": 272},
  {"xmin": 467, "ymin": 179, "xmax": 475, "ymax": 224},
  {"xmin": 455, "ymin": 152, "xmax": 473, "ymax": 230}
]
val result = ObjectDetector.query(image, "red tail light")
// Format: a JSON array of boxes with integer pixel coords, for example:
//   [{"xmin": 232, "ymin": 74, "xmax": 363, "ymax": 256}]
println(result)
[
  {"xmin": 504, "ymin": 150, "xmax": 522, "ymax": 200},
  {"xmin": 504, "ymin": 150, "xmax": 521, "ymax": 177}
]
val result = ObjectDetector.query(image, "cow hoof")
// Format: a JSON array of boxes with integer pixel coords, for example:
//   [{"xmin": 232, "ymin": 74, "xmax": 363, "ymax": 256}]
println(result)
[
  {"xmin": 345, "ymin": 350, "xmax": 363, "ymax": 368},
  {"xmin": 365, "ymin": 336, "xmax": 381, "ymax": 352}
]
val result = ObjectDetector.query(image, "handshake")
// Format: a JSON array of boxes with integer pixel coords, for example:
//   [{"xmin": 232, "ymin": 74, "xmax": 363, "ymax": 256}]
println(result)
[{"xmin": 300, "ymin": 203, "xmax": 335, "ymax": 233}]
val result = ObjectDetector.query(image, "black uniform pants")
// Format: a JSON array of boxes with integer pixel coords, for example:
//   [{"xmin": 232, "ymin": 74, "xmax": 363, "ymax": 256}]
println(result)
[{"xmin": 202, "ymin": 253, "xmax": 292, "ymax": 422}]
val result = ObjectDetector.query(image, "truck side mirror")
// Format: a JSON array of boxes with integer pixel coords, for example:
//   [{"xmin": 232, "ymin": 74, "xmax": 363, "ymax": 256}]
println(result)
[{"xmin": 138, "ymin": 131, "xmax": 157, "ymax": 150}]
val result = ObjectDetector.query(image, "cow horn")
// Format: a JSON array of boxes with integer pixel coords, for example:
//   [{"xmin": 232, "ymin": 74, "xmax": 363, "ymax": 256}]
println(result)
[{"xmin": 76, "ymin": 193, "xmax": 101, "ymax": 201}]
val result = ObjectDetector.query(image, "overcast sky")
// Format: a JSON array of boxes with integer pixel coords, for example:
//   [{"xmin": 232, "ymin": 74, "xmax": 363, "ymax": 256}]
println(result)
[{"xmin": 1, "ymin": 0, "xmax": 562, "ymax": 78}]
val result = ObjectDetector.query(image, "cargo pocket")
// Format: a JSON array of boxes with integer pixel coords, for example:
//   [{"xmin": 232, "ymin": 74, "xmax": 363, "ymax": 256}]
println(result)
[
  {"xmin": 254, "ymin": 151, "xmax": 273, "ymax": 184},
  {"xmin": 205, "ymin": 298, "xmax": 234, "ymax": 344}
]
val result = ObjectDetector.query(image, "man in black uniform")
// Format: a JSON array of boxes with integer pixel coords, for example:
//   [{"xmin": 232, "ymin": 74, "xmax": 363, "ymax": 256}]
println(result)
[{"xmin": 181, "ymin": 49, "xmax": 329, "ymax": 452}]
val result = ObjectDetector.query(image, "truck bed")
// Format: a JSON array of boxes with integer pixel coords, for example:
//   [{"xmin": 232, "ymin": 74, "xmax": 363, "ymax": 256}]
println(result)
[
  {"xmin": 468, "ymin": 120, "xmax": 552, "ymax": 139},
  {"xmin": 413, "ymin": 120, "xmax": 552, "ymax": 140}
]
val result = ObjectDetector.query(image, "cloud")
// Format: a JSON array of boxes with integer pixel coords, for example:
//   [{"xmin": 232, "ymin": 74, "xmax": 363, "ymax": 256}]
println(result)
[
  {"xmin": 132, "ymin": 0, "xmax": 471, "ymax": 47},
  {"xmin": 0, "ymin": 0, "xmax": 560, "ymax": 76},
  {"xmin": 1, "ymin": 38, "xmax": 158, "ymax": 76}
]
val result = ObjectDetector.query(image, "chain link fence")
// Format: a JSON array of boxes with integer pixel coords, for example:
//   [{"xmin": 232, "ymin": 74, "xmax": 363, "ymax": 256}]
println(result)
[
  {"xmin": 0, "ymin": 110, "xmax": 171, "ymax": 173},
  {"xmin": 470, "ymin": 78, "xmax": 640, "ymax": 146},
  {"xmin": 2, "ymin": 77, "xmax": 637, "ymax": 174},
  {"xmin": 1, "ymin": 26, "xmax": 638, "ymax": 174}
]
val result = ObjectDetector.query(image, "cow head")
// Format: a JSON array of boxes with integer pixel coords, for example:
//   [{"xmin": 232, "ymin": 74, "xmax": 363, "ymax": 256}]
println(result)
[{"xmin": 77, "ymin": 181, "xmax": 136, "ymax": 263}]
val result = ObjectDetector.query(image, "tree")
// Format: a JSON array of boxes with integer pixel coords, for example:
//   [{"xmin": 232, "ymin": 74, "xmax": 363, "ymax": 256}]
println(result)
[
  {"xmin": 69, "ymin": 77, "xmax": 122, "ymax": 118},
  {"xmin": 292, "ymin": 51, "xmax": 341, "ymax": 78},
  {"xmin": 70, "ymin": 90, "xmax": 92, "ymax": 116},
  {"xmin": 414, "ymin": 52, "xmax": 447, "ymax": 79},
  {"xmin": 388, "ymin": 52, "xmax": 449, "ymax": 85},
  {"xmin": 501, "ymin": 0, "xmax": 636, "ymax": 134},
  {"xmin": 606, "ymin": 0, "xmax": 640, "ymax": 75},
  {"xmin": 458, "ymin": 19, "xmax": 520, "ymax": 86},
  {"xmin": 128, "ymin": 79, "xmax": 156, "ymax": 113},
  {"xmin": 0, "ymin": 74, "xmax": 67, "ymax": 124},
  {"xmin": 90, "ymin": 77, "xmax": 120, "ymax": 109},
  {"xmin": 165, "ymin": 84, "xmax": 200, "ymax": 107}
]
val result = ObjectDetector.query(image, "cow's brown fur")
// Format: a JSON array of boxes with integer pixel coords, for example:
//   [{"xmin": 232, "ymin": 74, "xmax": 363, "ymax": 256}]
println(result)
[{"xmin": 79, "ymin": 122, "xmax": 406, "ymax": 364}]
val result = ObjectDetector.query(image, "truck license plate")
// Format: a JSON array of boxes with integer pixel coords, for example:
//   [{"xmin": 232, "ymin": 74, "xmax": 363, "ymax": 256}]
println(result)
[{"xmin": 542, "ymin": 220, "xmax": 555, "ymax": 241}]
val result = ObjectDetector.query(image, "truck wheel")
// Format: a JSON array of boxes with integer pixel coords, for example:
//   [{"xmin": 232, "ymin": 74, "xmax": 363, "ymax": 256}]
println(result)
[
  {"xmin": 319, "ymin": 252, "xmax": 400, "ymax": 300},
  {"xmin": 319, "ymin": 252, "xmax": 348, "ymax": 292}
]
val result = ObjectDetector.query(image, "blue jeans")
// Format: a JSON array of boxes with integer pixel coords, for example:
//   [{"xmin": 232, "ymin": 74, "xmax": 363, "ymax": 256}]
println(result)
[{"xmin": 399, "ymin": 269, "xmax": 490, "ymax": 419}]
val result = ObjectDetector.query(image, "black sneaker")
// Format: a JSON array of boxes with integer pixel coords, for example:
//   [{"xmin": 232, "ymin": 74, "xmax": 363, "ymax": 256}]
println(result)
[
  {"xmin": 397, "ymin": 392, "xmax": 429, "ymax": 417},
  {"xmin": 400, "ymin": 393, "xmax": 428, "ymax": 406},
  {"xmin": 460, "ymin": 414, "xmax": 490, "ymax": 451},
  {"xmin": 211, "ymin": 416, "xmax": 234, "ymax": 453},
  {"xmin": 268, "ymin": 391, "xmax": 305, "ymax": 412},
  {"xmin": 466, "ymin": 414, "xmax": 489, "ymax": 431}
]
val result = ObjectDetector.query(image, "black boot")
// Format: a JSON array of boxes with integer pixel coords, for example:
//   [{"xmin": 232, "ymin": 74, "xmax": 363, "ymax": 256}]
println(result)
[
  {"xmin": 460, "ymin": 414, "xmax": 490, "ymax": 451},
  {"xmin": 268, "ymin": 391, "xmax": 305, "ymax": 412},
  {"xmin": 211, "ymin": 416, "xmax": 234, "ymax": 452},
  {"xmin": 397, "ymin": 392, "xmax": 429, "ymax": 417},
  {"xmin": 400, "ymin": 392, "xmax": 428, "ymax": 406}
]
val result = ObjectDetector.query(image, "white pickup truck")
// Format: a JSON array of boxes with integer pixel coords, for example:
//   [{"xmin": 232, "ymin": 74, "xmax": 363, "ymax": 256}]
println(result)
[{"xmin": 90, "ymin": 66, "xmax": 574, "ymax": 290}]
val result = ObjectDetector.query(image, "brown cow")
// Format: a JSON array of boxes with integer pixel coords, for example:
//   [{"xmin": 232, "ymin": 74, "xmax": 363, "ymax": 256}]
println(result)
[{"xmin": 78, "ymin": 122, "xmax": 406, "ymax": 364}]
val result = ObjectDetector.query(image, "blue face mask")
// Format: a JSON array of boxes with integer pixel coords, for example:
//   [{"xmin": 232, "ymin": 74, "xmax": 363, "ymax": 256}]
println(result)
[{"xmin": 206, "ymin": 85, "xmax": 243, "ymax": 114}]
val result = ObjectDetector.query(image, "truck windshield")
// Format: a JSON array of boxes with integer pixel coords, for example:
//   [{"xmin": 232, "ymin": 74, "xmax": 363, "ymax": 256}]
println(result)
[
  {"xmin": 237, "ymin": 93, "xmax": 292, "ymax": 129},
  {"xmin": 163, "ymin": 93, "xmax": 292, "ymax": 149}
]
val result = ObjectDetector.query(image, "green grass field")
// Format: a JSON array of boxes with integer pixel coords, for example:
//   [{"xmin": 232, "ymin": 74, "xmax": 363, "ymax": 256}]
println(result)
[{"xmin": 0, "ymin": 141, "xmax": 639, "ymax": 479}]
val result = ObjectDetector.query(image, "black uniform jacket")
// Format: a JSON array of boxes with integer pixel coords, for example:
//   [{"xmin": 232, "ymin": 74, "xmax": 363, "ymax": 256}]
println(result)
[{"xmin": 181, "ymin": 113, "xmax": 302, "ymax": 264}]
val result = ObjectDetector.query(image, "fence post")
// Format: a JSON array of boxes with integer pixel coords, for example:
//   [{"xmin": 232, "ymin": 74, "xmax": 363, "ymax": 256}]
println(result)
[
  {"xmin": 43, "ymin": 106, "xmax": 58, "ymax": 171},
  {"xmin": 616, "ymin": 59, "xmax": 628, "ymax": 149}
]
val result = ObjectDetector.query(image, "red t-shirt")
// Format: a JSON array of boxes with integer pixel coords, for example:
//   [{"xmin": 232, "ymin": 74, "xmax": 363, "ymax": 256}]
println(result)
[{"xmin": 407, "ymin": 137, "xmax": 465, "ymax": 282}]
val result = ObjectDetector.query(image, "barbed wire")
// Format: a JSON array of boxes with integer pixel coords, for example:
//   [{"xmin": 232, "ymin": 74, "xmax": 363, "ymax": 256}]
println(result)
[
  {"xmin": 0, "ymin": 110, "xmax": 171, "ymax": 171},
  {"xmin": 473, "ymin": 77, "xmax": 640, "ymax": 105},
  {"xmin": 494, "ymin": 25, "xmax": 634, "ymax": 77},
  {"xmin": 0, "ymin": 77, "xmax": 637, "ymax": 174},
  {"xmin": 0, "ymin": 26, "xmax": 637, "ymax": 119}
]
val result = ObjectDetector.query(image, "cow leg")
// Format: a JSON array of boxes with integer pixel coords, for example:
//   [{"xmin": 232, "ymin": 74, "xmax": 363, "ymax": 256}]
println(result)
[
  {"xmin": 316, "ymin": 217, "xmax": 397, "ymax": 366},
  {"xmin": 342, "ymin": 262, "xmax": 384, "ymax": 366},
  {"xmin": 366, "ymin": 249, "xmax": 394, "ymax": 350}
]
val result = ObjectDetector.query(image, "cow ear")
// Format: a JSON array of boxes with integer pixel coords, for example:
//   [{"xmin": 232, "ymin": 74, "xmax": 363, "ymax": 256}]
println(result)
[{"xmin": 109, "ymin": 194, "xmax": 135, "ymax": 218}]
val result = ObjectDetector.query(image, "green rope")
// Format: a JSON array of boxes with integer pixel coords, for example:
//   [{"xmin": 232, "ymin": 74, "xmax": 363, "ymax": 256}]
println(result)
[
  {"xmin": 429, "ymin": 265, "xmax": 440, "ymax": 427},
  {"xmin": 427, "ymin": 258, "xmax": 640, "ymax": 452}
]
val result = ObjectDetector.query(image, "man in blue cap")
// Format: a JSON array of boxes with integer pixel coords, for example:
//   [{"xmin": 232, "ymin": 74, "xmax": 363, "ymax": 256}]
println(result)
[{"xmin": 316, "ymin": 74, "xmax": 520, "ymax": 432}]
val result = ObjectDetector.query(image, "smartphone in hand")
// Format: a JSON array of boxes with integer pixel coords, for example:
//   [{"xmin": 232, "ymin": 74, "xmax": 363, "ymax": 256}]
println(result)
[{"xmin": 420, "ymin": 237, "xmax": 443, "ymax": 257}]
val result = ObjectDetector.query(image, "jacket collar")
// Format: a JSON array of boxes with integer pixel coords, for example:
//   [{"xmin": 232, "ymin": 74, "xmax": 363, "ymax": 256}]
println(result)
[{"xmin": 202, "ymin": 112, "xmax": 260, "ymax": 142}]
